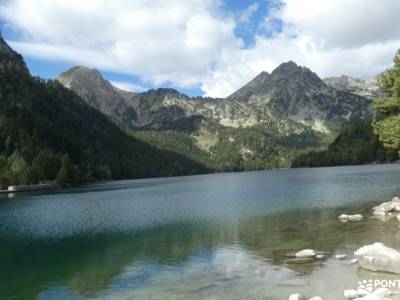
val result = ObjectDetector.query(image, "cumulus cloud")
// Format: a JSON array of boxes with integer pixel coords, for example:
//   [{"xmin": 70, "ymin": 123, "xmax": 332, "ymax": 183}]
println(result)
[{"xmin": 1, "ymin": 0, "xmax": 400, "ymax": 97}]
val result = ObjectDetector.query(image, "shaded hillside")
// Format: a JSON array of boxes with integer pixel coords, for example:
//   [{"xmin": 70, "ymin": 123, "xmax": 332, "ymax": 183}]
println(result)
[
  {"xmin": 0, "ymin": 35, "xmax": 208, "ymax": 188},
  {"xmin": 291, "ymin": 120, "xmax": 397, "ymax": 167}
]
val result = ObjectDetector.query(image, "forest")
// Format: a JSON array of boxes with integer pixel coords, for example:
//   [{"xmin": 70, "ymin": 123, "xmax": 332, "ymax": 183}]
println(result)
[{"xmin": 0, "ymin": 57, "xmax": 209, "ymax": 189}]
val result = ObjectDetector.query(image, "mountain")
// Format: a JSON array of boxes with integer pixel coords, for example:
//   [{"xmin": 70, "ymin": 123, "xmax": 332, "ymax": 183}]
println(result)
[
  {"xmin": 57, "ymin": 61, "xmax": 374, "ymax": 171},
  {"xmin": 0, "ymin": 35, "xmax": 208, "ymax": 188},
  {"xmin": 324, "ymin": 75, "xmax": 384, "ymax": 100}
]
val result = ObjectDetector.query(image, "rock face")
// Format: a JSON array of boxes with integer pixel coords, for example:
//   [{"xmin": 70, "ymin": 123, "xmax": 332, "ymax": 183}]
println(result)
[
  {"xmin": 324, "ymin": 75, "xmax": 384, "ymax": 100},
  {"xmin": 354, "ymin": 243, "xmax": 400, "ymax": 274}
]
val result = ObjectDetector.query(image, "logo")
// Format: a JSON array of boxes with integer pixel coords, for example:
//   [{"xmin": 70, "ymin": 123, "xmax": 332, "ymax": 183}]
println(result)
[
  {"xmin": 357, "ymin": 280, "xmax": 374, "ymax": 295},
  {"xmin": 357, "ymin": 279, "xmax": 400, "ymax": 296}
]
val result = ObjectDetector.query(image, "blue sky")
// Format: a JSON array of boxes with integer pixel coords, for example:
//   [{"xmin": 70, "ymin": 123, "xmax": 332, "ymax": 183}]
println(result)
[{"xmin": 0, "ymin": 0, "xmax": 399, "ymax": 97}]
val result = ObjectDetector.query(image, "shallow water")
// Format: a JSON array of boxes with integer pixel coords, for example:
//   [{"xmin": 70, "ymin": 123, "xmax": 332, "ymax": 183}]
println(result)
[{"xmin": 1, "ymin": 164, "xmax": 400, "ymax": 299}]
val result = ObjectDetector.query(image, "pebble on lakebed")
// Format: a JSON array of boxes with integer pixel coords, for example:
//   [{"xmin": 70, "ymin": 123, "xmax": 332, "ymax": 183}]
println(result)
[{"xmin": 338, "ymin": 214, "xmax": 364, "ymax": 222}]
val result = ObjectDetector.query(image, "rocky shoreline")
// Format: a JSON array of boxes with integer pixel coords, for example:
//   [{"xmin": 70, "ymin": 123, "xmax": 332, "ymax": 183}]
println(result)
[{"xmin": 288, "ymin": 196, "xmax": 400, "ymax": 300}]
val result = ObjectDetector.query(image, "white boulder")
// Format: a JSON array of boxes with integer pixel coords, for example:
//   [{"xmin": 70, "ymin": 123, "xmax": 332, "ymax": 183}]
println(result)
[
  {"xmin": 354, "ymin": 288, "xmax": 391, "ymax": 300},
  {"xmin": 354, "ymin": 243, "xmax": 400, "ymax": 274},
  {"xmin": 373, "ymin": 208, "xmax": 387, "ymax": 217},
  {"xmin": 296, "ymin": 249, "xmax": 316, "ymax": 258},
  {"xmin": 308, "ymin": 297, "xmax": 323, "ymax": 300},
  {"xmin": 288, "ymin": 293, "xmax": 304, "ymax": 300}
]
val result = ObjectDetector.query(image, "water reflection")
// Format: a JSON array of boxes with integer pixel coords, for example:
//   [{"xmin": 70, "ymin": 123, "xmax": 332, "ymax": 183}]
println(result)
[
  {"xmin": 2, "ymin": 200, "xmax": 400, "ymax": 299},
  {"xmin": 2, "ymin": 165, "xmax": 400, "ymax": 299}
]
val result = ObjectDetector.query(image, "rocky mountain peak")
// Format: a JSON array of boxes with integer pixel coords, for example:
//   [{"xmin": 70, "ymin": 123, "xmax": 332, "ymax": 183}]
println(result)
[
  {"xmin": 226, "ymin": 70, "xmax": 270, "ymax": 100},
  {"xmin": 270, "ymin": 61, "xmax": 324, "ymax": 87},
  {"xmin": 59, "ymin": 66, "xmax": 111, "ymax": 89}
]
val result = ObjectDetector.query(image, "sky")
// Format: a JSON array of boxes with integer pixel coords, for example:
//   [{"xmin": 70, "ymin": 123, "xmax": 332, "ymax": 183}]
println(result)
[{"xmin": 0, "ymin": 0, "xmax": 399, "ymax": 97}]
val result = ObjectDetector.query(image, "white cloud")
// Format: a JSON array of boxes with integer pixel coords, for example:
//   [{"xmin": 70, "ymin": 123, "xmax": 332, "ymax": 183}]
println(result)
[
  {"xmin": 1, "ymin": 0, "xmax": 400, "ymax": 98},
  {"xmin": 0, "ymin": 0, "xmax": 241, "ymax": 88},
  {"xmin": 110, "ymin": 80, "xmax": 147, "ymax": 93},
  {"xmin": 202, "ymin": 0, "xmax": 400, "ymax": 97},
  {"xmin": 239, "ymin": 3, "xmax": 259, "ymax": 24}
]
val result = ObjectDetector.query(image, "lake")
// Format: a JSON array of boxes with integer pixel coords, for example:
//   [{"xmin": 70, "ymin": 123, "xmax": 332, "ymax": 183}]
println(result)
[{"xmin": 1, "ymin": 164, "xmax": 400, "ymax": 300}]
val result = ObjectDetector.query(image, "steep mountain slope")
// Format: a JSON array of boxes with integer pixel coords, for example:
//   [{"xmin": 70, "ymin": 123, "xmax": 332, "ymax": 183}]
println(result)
[
  {"xmin": 324, "ymin": 75, "xmax": 384, "ymax": 100},
  {"xmin": 0, "ymin": 35, "xmax": 208, "ymax": 188}
]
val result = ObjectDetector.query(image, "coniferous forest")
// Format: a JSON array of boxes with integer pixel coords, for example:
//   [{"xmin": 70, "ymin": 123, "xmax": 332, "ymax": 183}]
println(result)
[
  {"xmin": 292, "ymin": 50, "xmax": 400, "ymax": 168},
  {"xmin": 0, "ymin": 50, "xmax": 208, "ymax": 189}
]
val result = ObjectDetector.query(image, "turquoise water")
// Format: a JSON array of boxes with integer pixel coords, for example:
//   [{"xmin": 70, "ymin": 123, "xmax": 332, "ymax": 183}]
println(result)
[{"xmin": 1, "ymin": 164, "xmax": 400, "ymax": 299}]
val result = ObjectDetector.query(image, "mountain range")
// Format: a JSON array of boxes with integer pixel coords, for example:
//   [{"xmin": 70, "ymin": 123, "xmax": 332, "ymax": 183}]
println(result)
[
  {"xmin": 0, "ymin": 30, "xmax": 386, "ymax": 187},
  {"xmin": 59, "ymin": 62, "xmax": 373, "ymax": 133},
  {"xmin": 58, "ymin": 58, "xmax": 375, "ymax": 170}
]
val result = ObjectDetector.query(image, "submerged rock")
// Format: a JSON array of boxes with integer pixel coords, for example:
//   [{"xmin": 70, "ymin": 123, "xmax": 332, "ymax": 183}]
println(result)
[
  {"xmin": 288, "ymin": 293, "xmax": 304, "ymax": 300},
  {"xmin": 354, "ymin": 243, "xmax": 400, "ymax": 274},
  {"xmin": 344, "ymin": 289, "xmax": 359, "ymax": 299},
  {"xmin": 336, "ymin": 254, "xmax": 348, "ymax": 260},
  {"xmin": 339, "ymin": 214, "xmax": 364, "ymax": 222},
  {"xmin": 286, "ymin": 257, "xmax": 315, "ymax": 264},
  {"xmin": 296, "ymin": 249, "xmax": 317, "ymax": 258}
]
